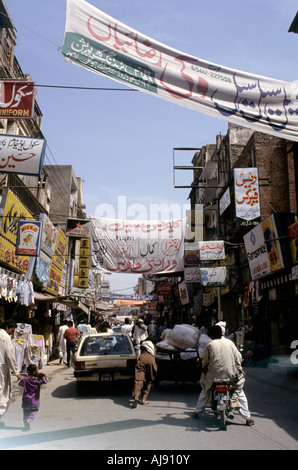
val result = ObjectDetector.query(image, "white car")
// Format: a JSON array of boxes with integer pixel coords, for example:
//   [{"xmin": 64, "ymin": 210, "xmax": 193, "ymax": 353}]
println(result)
[{"xmin": 74, "ymin": 332, "xmax": 137, "ymax": 395}]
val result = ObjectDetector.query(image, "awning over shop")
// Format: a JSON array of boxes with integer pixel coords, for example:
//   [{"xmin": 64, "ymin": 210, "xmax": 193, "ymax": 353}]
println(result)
[
  {"xmin": 34, "ymin": 292, "xmax": 65, "ymax": 302},
  {"xmin": 60, "ymin": 299, "xmax": 89, "ymax": 315},
  {"xmin": 34, "ymin": 292, "xmax": 89, "ymax": 315}
]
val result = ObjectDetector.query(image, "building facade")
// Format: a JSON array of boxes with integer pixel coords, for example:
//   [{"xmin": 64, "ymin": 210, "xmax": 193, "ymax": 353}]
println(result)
[{"xmin": 189, "ymin": 123, "xmax": 298, "ymax": 359}]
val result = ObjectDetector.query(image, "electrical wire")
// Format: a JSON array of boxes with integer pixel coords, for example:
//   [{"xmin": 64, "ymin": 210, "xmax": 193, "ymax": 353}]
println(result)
[{"xmin": 35, "ymin": 84, "xmax": 137, "ymax": 92}]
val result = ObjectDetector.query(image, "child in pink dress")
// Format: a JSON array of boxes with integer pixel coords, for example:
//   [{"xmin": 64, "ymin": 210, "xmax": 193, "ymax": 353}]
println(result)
[{"xmin": 18, "ymin": 364, "xmax": 48, "ymax": 430}]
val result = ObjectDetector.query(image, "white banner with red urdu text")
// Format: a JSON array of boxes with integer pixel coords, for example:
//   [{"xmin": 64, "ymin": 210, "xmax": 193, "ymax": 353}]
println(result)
[
  {"xmin": 90, "ymin": 217, "xmax": 185, "ymax": 274},
  {"xmin": 62, "ymin": 0, "xmax": 298, "ymax": 141}
]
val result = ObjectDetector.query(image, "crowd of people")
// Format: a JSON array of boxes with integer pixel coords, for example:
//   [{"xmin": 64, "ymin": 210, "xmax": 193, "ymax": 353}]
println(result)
[{"xmin": 0, "ymin": 314, "xmax": 254, "ymax": 431}]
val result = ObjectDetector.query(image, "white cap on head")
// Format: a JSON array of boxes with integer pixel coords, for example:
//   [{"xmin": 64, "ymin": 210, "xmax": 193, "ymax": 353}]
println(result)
[{"xmin": 216, "ymin": 321, "xmax": 226, "ymax": 335}]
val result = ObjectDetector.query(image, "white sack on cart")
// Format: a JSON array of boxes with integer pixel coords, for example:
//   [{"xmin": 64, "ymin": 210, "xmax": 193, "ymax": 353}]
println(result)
[
  {"xmin": 156, "ymin": 339, "xmax": 177, "ymax": 351},
  {"xmin": 167, "ymin": 324, "xmax": 200, "ymax": 350}
]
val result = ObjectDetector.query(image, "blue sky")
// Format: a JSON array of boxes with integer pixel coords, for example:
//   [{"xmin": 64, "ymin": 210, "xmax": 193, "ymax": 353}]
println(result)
[{"xmin": 4, "ymin": 0, "xmax": 298, "ymax": 293}]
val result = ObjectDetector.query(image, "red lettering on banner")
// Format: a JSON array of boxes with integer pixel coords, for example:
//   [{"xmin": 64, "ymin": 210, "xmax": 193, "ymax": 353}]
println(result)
[{"xmin": 86, "ymin": 17, "xmax": 208, "ymax": 101}]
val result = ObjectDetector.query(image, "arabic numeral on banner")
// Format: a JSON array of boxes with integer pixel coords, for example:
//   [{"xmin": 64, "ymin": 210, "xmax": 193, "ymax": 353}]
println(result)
[{"xmin": 191, "ymin": 65, "xmax": 207, "ymax": 74}]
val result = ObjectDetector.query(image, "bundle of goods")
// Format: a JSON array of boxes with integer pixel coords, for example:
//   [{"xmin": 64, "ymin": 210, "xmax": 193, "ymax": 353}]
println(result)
[{"xmin": 156, "ymin": 324, "xmax": 200, "ymax": 351}]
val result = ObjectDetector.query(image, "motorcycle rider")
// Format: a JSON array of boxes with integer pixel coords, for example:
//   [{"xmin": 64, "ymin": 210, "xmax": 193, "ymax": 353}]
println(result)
[
  {"xmin": 215, "ymin": 322, "xmax": 254, "ymax": 426},
  {"xmin": 194, "ymin": 325, "xmax": 254, "ymax": 426}
]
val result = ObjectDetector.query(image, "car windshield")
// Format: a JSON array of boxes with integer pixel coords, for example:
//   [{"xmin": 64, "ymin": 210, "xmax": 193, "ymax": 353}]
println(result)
[{"xmin": 80, "ymin": 335, "xmax": 133, "ymax": 356}]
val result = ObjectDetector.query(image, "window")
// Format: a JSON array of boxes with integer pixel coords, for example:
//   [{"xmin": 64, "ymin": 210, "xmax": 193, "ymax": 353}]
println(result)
[{"xmin": 81, "ymin": 335, "xmax": 133, "ymax": 356}]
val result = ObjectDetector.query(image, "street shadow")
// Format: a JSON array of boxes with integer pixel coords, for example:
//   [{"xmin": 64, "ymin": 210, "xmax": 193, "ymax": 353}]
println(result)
[
  {"xmin": 51, "ymin": 378, "xmax": 201, "ymax": 411},
  {"xmin": 0, "ymin": 425, "xmax": 25, "ymax": 431},
  {"xmin": 240, "ymin": 370, "xmax": 298, "ymax": 444},
  {"xmin": 49, "ymin": 374, "xmax": 298, "ymax": 444},
  {"xmin": 0, "ymin": 407, "xmax": 236, "ymax": 450},
  {"xmin": 51, "ymin": 379, "xmax": 133, "ymax": 400}
]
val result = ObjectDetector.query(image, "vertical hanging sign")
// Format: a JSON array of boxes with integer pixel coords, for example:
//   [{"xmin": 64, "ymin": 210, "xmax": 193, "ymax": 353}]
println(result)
[
  {"xmin": 234, "ymin": 168, "xmax": 261, "ymax": 227},
  {"xmin": 79, "ymin": 238, "xmax": 89, "ymax": 288}
]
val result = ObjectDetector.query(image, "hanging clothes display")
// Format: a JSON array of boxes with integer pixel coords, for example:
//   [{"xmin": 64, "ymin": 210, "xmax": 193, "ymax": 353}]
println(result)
[
  {"xmin": 14, "ymin": 323, "xmax": 32, "ymax": 341},
  {"xmin": 27, "ymin": 334, "xmax": 45, "ymax": 369},
  {"xmin": 13, "ymin": 325, "xmax": 45, "ymax": 370},
  {"xmin": 13, "ymin": 323, "xmax": 33, "ymax": 371},
  {"xmin": 12, "ymin": 338, "xmax": 28, "ymax": 372},
  {"xmin": 0, "ymin": 268, "xmax": 35, "ymax": 306}
]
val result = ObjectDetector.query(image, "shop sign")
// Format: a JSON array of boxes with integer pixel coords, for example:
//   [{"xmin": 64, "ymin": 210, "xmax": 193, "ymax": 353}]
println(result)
[
  {"xmin": 0, "ymin": 236, "xmax": 31, "ymax": 274},
  {"xmin": 66, "ymin": 218, "xmax": 90, "ymax": 237},
  {"xmin": 44, "ymin": 263, "xmax": 62, "ymax": 295},
  {"xmin": 59, "ymin": 264, "xmax": 67, "ymax": 296},
  {"xmin": 51, "ymin": 228, "xmax": 68, "ymax": 271},
  {"xmin": 178, "ymin": 281, "xmax": 189, "ymax": 305},
  {"xmin": 184, "ymin": 250, "xmax": 200, "ymax": 265},
  {"xmin": 0, "ymin": 190, "xmax": 33, "ymax": 245},
  {"xmin": 39, "ymin": 213, "xmax": 58, "ymax": 258},
  {"xmin": 200, "ymin": 267, "xmax": 227, "ymax": 286},
  {"xmin": 100, "ymin": 287, "xmax": 110, "ymax": 297},
  {"xmin": 219, "ymin": 187, "xmax": 231, "ymax": 216},
  {"xmin": 16, "ymin": 220, "xmax": 42, "ymax": 256},
  {"xmin": 198, "ymin": 241, "xmax": 225, "ymax": 260},
  {"xmin": 0, "ymin": 134, "xmax": 46, "ymax": 176},
  {"xmin": 234, "ymin": 168, "xmax": 261, "ymax": 227},
  {"xmin": 292, "ymin": 265, "xmax": 298, "ymax": 281},
  {"xmin": 287, "ymin": 220, "xmax": 298, "ymax": 265},
  {"xmin": 78, "ymin": 237, "xmax": 90, "ymax": 288},
  {"xmin": 244, "ymin": 214, "xmax": 284, "ymax": 280},
  {"xmin": 34, "ymin": 252, "xmax": 51, "ymax": 283},
  {"xmin": 0, "ymin": 80, "xmax": 35, "ymax": 118},
  {"xmin": 184, "ymin": 266, "xmax": 200, "ymax": 283},
  {"xmin": 43, "ymin": 228, "xmax": 68, "ymax": 295},
  {"xmin": 147, "ymin": 301, "xmax": 158, "ymax": 310},
  {"xmin": 157, "ymin": 284, "xmax": 172, "ymax": 295},
  {"xmin": 203, "ymin": 288, "xmax": 215, "ymax": 306}
]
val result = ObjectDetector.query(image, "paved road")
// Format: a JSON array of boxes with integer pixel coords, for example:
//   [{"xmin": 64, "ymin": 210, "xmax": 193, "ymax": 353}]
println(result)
[{"xmin": 0, "ymin": 361, "xmax": 297, "ymax": 451}]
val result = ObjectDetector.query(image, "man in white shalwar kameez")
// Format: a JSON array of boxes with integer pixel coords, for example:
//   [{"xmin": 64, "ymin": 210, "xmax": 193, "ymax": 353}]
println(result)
[
  {"xmin": 0, "ymin": 320, "xmax": 22, "ymax": 425},
  {"xmin": 57, "ymin": 320, "xmax": 69, "ymax": 365},
  {"xmin": 132, "ymin": 319, "xmax": 148, "ymax": 359},
  {"xmin": 194, "ymin": 324, "xmax": 254, "ymax": 426}
]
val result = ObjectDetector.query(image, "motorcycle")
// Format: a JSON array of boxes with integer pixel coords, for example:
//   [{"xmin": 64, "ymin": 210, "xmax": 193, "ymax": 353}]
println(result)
[{"xmin": 211, "ymin": 380, "xmax": 235, "ymax": 430}]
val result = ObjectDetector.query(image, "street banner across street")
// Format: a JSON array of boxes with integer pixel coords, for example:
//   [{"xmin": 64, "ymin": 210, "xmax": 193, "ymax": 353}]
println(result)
[
  {"xmin": 62, "ymin": 0, "xmax": 298, "ymax": 141},
  {"xmin": 90, "ymin": 216, "xmax": 185, "ymax": 274}
]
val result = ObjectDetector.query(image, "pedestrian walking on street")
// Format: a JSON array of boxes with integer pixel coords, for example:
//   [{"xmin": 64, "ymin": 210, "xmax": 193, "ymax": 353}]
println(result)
[
  {"xmin": 57, "ymin": 320, "xmax": 68, "ymax": 365},
  {"xmin": 78, "ymin": 319, "xmax": 89, "ymax": 337},
  {"xmin": 18, "ymin": 364, "xmax": 49, "ymax": 430},
  {"xmin": 64, "ymin": 321, "xmax": 81, "ymax": 367},
  {"xmin": 131, "ymin": 339, "xmax": 157, "ymax": 408},
  {"xmin": 121, "ymin": 317, "xmax": 134, "ymax": 337},
  {"xmin": 0, "ymin": 320, "xmax": 22, "ymax": 427},
  {"xmin": 132, "ymin": 318, "xmax": 148, "ymax": 359}
]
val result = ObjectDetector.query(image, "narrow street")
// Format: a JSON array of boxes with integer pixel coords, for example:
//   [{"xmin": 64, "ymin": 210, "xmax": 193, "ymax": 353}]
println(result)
[{"xmin": 0, "ymin": 361, "xmax": 297, "ymax": 451}]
